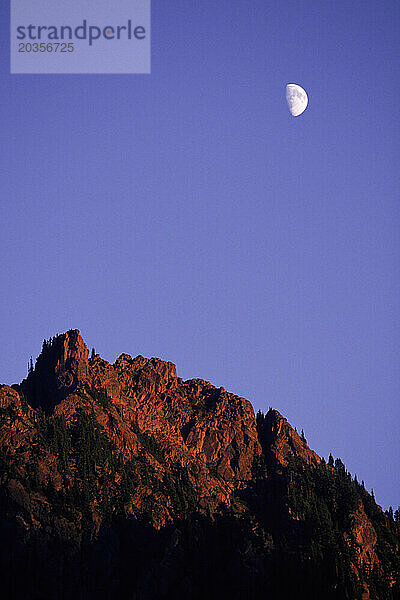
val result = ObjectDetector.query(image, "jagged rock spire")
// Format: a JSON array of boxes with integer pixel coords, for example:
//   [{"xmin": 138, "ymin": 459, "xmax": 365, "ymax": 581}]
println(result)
[{"xmin": 20, "ymin": 329, "xmax": 89, "ymax": 412}]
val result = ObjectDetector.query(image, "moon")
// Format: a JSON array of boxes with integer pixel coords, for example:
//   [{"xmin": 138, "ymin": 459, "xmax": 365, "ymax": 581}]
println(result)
[{"xmin": 286, "ymin": 83, "xmax": 308, "ymax": 117}]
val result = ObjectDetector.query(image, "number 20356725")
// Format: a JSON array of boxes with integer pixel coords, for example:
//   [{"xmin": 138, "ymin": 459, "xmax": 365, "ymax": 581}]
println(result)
[{"xmin": 18, "ymin": 43, "xmax": 74, "ymax": 53}]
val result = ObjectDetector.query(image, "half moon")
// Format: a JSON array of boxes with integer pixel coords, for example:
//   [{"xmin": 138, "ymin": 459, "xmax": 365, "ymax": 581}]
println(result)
[{"xmin": 286, "ymin": 83, "xmax": 308, "ymax": 117}]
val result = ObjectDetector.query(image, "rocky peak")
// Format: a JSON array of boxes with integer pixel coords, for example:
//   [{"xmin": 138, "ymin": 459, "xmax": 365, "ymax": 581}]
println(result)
[
  {"xmin": 131, "ymin": 356, "xmax": 178, "ymax": 390},
  {"xmin": 259, "ymin": 408, "xmax": 320, "ymax": 467},
  {"xmin": 20, "ymin": 329, "xmax": 89, "ymax": 412}
]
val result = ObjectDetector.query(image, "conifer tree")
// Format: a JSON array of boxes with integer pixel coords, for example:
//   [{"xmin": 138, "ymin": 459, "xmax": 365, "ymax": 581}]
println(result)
[{"xmin": 335, "ymin": 458, "xmax": 345, "ymax": 472}]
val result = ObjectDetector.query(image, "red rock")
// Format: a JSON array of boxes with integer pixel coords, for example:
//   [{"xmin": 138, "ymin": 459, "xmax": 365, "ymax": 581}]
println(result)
[{"xmin": 0, "ymin": 329, "xmax": 397, "ymax": 599}]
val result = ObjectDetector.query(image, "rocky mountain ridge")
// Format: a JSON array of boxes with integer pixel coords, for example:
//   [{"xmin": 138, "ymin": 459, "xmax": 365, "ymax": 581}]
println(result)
[{"xmin": 0, "ymin": 330, "xmax": 399, "ymax": 600}]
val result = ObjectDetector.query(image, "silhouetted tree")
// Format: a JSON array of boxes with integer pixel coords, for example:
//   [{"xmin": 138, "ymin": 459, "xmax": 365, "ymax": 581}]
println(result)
[{"xmin": 335, "ymin": 458, "xmax": 345, "ymax": 472}]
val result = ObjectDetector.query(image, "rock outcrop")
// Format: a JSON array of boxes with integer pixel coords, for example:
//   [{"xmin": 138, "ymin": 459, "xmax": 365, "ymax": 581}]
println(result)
[
  {"xmin": 20, "ymin": 329, "xmax": 89, "ymax": 411},
  {"xmin": 260, "ymin": 408, "xmax": 321, "ymax": 467}
]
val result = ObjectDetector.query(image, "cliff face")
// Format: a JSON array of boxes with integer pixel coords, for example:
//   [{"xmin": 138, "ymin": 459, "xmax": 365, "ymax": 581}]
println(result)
[
  {"xmin": 260, "ymin": 408, "xmax": 321, "ymax": 467},
  {"xmin": 0, "ymin": 330, "xmax": 399, "ymax": 600},
  {"xmin": 21, "ymin": 330, "xmax": 89, "ymax": 410},
  {"xmin": 11, "ymin": 330, "xmax": 262, "ymax": 523}
]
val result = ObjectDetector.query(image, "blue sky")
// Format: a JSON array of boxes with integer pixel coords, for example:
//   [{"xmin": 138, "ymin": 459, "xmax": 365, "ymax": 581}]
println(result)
[{"xmin": 0, "ymin": 0, "xmax": 399, "ymax": 508}]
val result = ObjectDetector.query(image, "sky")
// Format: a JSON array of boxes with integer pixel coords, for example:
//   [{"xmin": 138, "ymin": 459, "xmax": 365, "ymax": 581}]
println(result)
[{"xmin": 0, "ymin": 0, "xmax": 399, "ymax": 509}]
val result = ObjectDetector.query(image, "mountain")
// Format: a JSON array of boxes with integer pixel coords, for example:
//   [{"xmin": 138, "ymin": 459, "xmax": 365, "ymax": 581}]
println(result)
[{"xmin": 0, "ymin": 330, "xmax": 399, "ymax": 600}]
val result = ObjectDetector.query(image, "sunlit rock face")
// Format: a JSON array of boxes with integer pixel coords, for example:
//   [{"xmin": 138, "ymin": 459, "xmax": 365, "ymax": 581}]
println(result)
[
  {"xmin": 259, "ymin": 408, "xmax": 320, "ymax": 467},
  {"xmin": 0, "ymin": 330, "xmax": 398, "ymax": 600},
  {"xmin": 20, "ymin": 329, "xmax": 90, "ymax": 411},
  {"xmin": 12, "ymin": 330, "xmax": 263, "ymax": 518}
]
